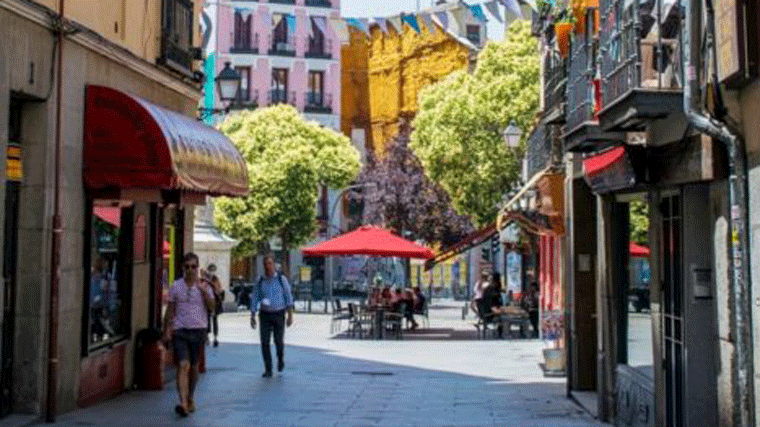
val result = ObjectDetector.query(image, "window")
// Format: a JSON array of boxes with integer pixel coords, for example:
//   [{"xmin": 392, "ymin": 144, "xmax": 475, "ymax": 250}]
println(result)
[
  {"xmin": 272, "ymin": 14, "xmax": 290, "ymax": 50},
  {"xmin": 307, "ymin": 71, "xmax": 324, "ymax": 107},
  {"xmin": 271, "ymin": 68, "xmax": 288, "ymax": 104},
  {"xmin": 466, "ymin": 25, "xmax": 481, "ymax": 45},
  {"xmin": 233, "ymin": 11, "xmax": 253, "ymax": 51},
  {"xmin": 160, "ymin": 0, "xmax": 194, "ymax": 73},
  {"xmin": 86, "ymin": 204, "xmax": 133, "ymax": 350},
  {"xmin": 235, "ymin": 66, "xmax": 251, "ymax": 101}
]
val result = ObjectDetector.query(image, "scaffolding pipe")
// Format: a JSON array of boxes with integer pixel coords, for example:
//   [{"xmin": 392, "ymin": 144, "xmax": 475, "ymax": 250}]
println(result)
[{"xmin": 681, "ymin": 0, "xmax": 754, "ymax": 424}]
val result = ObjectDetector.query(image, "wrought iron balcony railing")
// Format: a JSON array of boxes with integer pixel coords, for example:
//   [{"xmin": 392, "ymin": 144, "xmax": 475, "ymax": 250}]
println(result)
[
  {"xmin": 599, "ymin": 0, "xmax": 682, "ymax": 108},
  {"xmin": 269, "ymin": 0, "xmax": 295, "ymax": 4},
  {"xmin": 305, "ymin": 92, "xmax": 332, "ymax": 113},
  {"xmin": 565, "ymin": 33, "xmax": 595, "ymax": 132},
  {"xmin": 268, "ymin": 36, "xmax": 296, "ymax": 56},
  {"xmin": 543, "ymin": 49, "xmax": 567, "ymax": 121},
  {"xmin": 305, "ymin": 39, "xmax": 333, "ymax": 59},
  {"xmin": 230, "ymin": 33, "xmax": 259, "ymax": 54},
  {"xmin": 525, "ymin": 125, "xmax": 552, "ymax": 179},
  {"xmin": 230, "ymin": 89, "xmax": 259, "ymax": 110},
  {"xmin": 159, "ymin": 0, "xmax": 194, "ymax": 75},
  {"xmin": 269, "ymin": 89, "xmax": 296, "ymax": 106}
]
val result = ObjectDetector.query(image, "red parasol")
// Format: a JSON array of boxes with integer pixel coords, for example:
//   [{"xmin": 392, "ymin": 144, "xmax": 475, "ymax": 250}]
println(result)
[
  {"xmin": 630, "ymin": 242, "xmax": 651, "ymax": 258},
  {"xmin": 302, "ymin": 225, "xmax": 435, "ymax": 259}
]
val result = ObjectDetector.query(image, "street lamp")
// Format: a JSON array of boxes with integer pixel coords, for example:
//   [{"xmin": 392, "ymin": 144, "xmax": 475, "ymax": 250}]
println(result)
[
  {"xmin": 503, "ymin": 122, "xmax": 522, "ymax": 149},
  {"xmin": 198, "ymin": 62, "xmax": 242, "ymax": 120}
]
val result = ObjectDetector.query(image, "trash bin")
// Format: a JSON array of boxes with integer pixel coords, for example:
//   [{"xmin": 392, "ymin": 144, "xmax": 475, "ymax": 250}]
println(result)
[{"xmin": 135, "ymin": 328, "xmax": 165, "ymax": 390}]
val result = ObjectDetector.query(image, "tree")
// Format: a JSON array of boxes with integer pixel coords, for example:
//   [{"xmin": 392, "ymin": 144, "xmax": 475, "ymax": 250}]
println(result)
[
  {"xmin": 214, "ymin": 105, "xmax": 361, "ymax": 273},
  {"xmin": 352, "ymin": 125, "xmax": 473, "ymax": 248},
  {"xmin": 411, "ymin": 21, "xmax": 540, "ymax": 227},
  {"xmin": 629, "ymin": 201, "xmax": 649, "ymax": 245}
]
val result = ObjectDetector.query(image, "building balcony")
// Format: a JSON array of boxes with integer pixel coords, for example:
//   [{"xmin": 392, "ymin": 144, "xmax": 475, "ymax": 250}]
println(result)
[
  {"xmin": 304, "ymin": 92, "xmax": 332, "ymax": 113},
  {"xmin": 269, "ymin": 0, "xmax": 295, "ymax": 4},
  {"xmin": 525, "ymin": 125, "xmax": 552, "ymax": 179},
  {"xmin": 563, "ymin": 33, "xmax": 624, "ymax": 152},
  {"xmin": 305, "ymin": 39, "xmax": 333, "ymax": 59},
  {"xmin": 305, "ymin": 0, "xmax": 332, "ymax": 7},
  {"xmin": 230, "ymin": 33, "xmax": 259, "ymax": 54},
  {"xmin": 597, "ymin": 0, "xmax": 683, "ymax": 131},
  {"xmin": 159, "ymin": 0, "xmax": 195, "ymax": 76},
  {"xmin": 269, "ymin": 89, "xmax": 296, "ymax": 106},
  {"xmin": 543, "ymin": 49, "xmax": 567, "ymax": 125},
  {"xmin": 268, "ymin": 36, "xmax": 296, "ymax": 57}
]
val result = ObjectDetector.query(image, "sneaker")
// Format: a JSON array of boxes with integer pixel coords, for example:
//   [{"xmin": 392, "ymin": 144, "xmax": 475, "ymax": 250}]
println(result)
[
  {"xmin": 175, "ymin": 405, "xmax": 188, "ymax": 417},
  {"xmin": 262, "ymin": 371, "xmax": 273, "ymax": 378},
  {"xmin": 277, "ymin": 360, "xmax": 284, "ymax": 372}
]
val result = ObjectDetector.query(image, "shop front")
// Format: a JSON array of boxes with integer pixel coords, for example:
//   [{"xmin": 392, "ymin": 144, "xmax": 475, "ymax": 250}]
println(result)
[{"xmin": 78, "ymin": 86, "xmax": 248, "ymax": 407}]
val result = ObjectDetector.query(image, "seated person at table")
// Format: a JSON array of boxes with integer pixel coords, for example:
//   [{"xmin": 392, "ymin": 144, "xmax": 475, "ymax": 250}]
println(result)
[
  {"xmin": 380, "ymin": 286, "xmax": 393, "ymax": 307},
  {"xmin": 390, "ymin": 288, "xmax": 404, "ymax": 311},
  {"xmin": 412, "ymin": 287, "xmax": 426, "ymax": 313},
  {"xmin": 403, "ymin": 289, "xmax": 419, "ymax": 330},
  {"xmin": 479, "ymin": 277, "xmax": 504, "ymax": 338}
]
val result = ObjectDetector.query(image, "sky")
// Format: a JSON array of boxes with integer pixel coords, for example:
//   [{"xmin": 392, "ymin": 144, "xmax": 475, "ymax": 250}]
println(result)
[{"xmin": 339, "ymin": 0, "xmax": 507, "ymax": 42}]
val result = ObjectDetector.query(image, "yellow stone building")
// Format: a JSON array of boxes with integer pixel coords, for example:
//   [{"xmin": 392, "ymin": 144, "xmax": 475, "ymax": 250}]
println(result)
[{"xmin": 342, "ymin": 8, "xmax": 482, "ymax": 156}]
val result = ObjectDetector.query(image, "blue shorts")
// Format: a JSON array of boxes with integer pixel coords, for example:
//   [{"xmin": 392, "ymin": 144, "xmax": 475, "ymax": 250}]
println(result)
[{"xmin": 172, "ymin": 328, "xmax": 206, "ymax": 365}]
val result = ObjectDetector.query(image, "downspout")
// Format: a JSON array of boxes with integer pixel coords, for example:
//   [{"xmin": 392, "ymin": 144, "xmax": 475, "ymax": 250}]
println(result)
[
  {"xmin": 46, "ymin": 0, "xmax": 64, "ymax": 422},
  {"xmin": 681, "ymin": 0, "xmax": 755, "ymax": 424}
]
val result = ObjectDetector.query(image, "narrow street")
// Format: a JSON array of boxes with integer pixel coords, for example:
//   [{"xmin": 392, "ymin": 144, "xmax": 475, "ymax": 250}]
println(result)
[{"xmin": 38, "ymin": 302, "xmax": 605, "ymax": 427}]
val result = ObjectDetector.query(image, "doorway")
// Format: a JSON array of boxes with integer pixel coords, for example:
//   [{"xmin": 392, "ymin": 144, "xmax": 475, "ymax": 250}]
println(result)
[{"xmin": 1, "ymin": 98, "xmax": 23, "ymax": 417}]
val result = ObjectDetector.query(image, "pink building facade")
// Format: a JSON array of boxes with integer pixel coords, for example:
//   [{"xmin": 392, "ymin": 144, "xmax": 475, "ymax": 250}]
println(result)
[{"xmin": 211, "ymin": 0, "xmax": 341, "ymax": 130}]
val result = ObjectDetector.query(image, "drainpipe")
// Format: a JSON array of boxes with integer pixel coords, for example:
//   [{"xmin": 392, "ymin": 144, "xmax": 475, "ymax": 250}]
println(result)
[
  {"xmin": 681, "ymin": 0, "xmax": 754, "ymax": 424},
  {"xmin": 46, "ymin": 0, "xmax": 64, "ymax": 422}
]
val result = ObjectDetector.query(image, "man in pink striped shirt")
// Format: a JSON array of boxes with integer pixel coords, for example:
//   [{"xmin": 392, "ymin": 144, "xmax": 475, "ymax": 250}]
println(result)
[{"xmin": 162, "ymin": 252, "xmax": 215, "ymax": 417}]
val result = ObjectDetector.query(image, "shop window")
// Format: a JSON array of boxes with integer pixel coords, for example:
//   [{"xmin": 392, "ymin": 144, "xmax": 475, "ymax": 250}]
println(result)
[{"xmin": 85, "ymin": 204, "xmax": 133, "ymax": 350}]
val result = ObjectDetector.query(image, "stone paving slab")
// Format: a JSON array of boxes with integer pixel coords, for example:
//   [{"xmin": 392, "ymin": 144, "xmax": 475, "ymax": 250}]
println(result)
[{"xmin": 34, "ymin": 302, "xmax": 607, "ymax": 427}]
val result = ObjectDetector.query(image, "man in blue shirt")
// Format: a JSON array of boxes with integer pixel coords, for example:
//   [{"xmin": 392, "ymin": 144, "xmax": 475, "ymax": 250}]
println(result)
[{"xmin": 250, "ymin": 253, "xmax": 294, "ymax": 377}]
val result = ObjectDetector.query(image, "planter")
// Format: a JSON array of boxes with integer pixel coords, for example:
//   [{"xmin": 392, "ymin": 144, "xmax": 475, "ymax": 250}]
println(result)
[
  {"xmin": 554, "ymin": 22, "xmax": 573, "ymax": 57},
  {"xmin": 543, "ymin": 347, "xmax": 566, "ymax": 374}
]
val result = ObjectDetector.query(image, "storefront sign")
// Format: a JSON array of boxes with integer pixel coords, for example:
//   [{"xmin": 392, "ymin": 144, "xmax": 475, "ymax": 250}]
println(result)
[
  {"xmin": 299, "ymin": 266, "xmax": 312, "ymax": 282},
  {"xmin": 506, "ymin": 251, "xmax": 522, "ymax": 293},
  {"xmin": 133, "ymin": 215, "xmax": 147, "ymax": 263},
  {"xmin": 6, "ymin": 144, "xmax": 22, "ymax": 181}
]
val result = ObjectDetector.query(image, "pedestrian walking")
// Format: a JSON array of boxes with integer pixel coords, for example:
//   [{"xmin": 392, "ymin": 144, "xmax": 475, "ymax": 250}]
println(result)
[
  {"xmin": 203, "ymin": 264, "xmax": 224, "ymax": 347},
  {"xmin": 162, "ymin": 253, "xmax": 215, "ymax": 417},
  {"xmin": 250, "ymin": 253, "xmax": 294, "ymax": 377}
]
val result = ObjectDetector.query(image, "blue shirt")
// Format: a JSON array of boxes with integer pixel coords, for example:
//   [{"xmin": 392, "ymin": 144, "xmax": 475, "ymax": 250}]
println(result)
[{"xmin": 251, "ymin": 273, "xmax": 294, "ymax": 313}]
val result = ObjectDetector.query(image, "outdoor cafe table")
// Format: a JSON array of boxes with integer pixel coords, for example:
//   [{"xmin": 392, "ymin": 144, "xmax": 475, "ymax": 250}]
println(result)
[{"xmin": 491, "ymin": 306, "xmax": 531, "ymax": 338}]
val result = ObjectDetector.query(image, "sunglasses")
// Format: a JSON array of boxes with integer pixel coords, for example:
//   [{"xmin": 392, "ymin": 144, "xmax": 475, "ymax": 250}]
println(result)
[{"xmin": 184, "ymin": 264, "xmax": 198, "ymax": 270}]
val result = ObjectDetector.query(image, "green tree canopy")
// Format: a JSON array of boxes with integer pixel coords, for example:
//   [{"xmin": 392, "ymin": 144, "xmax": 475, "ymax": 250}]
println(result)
[
  {"xmin": 411, "ymin": 21, "xmax": 540, "ymax": 227},
  {"xmin": 214, "ymin": 105, "xmax": 361, "ymax": 265}
]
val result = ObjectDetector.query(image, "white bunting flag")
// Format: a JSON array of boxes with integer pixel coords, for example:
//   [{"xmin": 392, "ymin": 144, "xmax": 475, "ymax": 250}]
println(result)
[
  {"xmin": 374, "ymin": 17, "xmax": 389, "ymax": 34},
  {"xmin": 484, "ymin": 1, "xmax": 504, "ymax": 22},
  {"xmin": 419, "ymin": 13, "xmax": 436, "ymax": 33},
  {"xmin": 329, "ymin": 17, "xmax": 350, "ymax": 43},
  {"xmin": 388, "ymin": 15, "xmax": 403, "ymax": 34},
  {"xmin": 520, "ymin": 0, "xmax": 538, "ymax": 12},
  {"xmin": 500, "ymin": 0, "xmax": 523, "ymax": 19}
]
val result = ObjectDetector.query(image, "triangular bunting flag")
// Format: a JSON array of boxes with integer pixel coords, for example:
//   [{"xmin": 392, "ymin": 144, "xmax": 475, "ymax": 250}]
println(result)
[
  {"xmin": 520, "ymin": 0, "xmax": 538, "ymax": 12},
  {"xmin": 401, "ymin": 14, "xmax": 421, "ymax": 33},
  {"xmin": 450, "ymin": 7, "xmax": 468, "ymax": 30},
  {"xmin": 469, "ymin": 4, "xmax": 488, "ymax": 22},
  {"xmin": 329, "ymin": 17, "xmax": 350, "ymax": 43},
  {"xmin": 314, "ymin": 16, "xmax": 329, "ymax": 37},
  {"xmin": 420, "ymin": 13, "xmax": 436, "ymax": 33},
  {"xmin": 285, "ymin": 14, "xmax": 296, "ymax": 34},
  {"xmin": 434, "ymin": 11, "xmax": 449, "ymax": 30},
  {"xmin": 272, "ymin": 13, "xmax": 284, "ymax": 27},
  {"xmin": 374, "ymin": 17, "xmax": 389, "ymax": 34},
  {"xmin": 484, "ymin": 1, "xmax": 504, "ymax": 22},
  {"xmin": 388, "ymin": 15, "xmax": 403, "ymax": 34},
  {"xmin": 358, "ymin": 18, "xmax": 370, "ymax": 35},
  {"xmin": 234, "ymin": 7, "xmax": 253, "ymax": 20},
  {"xmin": 500, "ymin": 0, "xmax": 523, "ymax": 19},
  {"xmin": 345, "ymin": 18, "xmax": 370, "ymax": 35}
]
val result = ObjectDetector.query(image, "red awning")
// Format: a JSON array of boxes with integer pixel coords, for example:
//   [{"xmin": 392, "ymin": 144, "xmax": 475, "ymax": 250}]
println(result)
[
  {"xmin": 302, "ymin": 225, "xmax": 435, "ymax": 259},
  {"xmin": 93, "ymin": 207, "xmax": 121, "ymax": 228},
  {"xmin": 83, "ymin": 85, "xmax": 249, "ymax": 197},
  {"xmin": 424, "ymin": 224, "xmax": 496, "ymax": 270},
  {"xmin": 630, "ymin": 242, "xmax": 651, "ymax": 258},
  {"xmin": 583, "ymin": 146, "xmax": 625, "ymax": 177}
]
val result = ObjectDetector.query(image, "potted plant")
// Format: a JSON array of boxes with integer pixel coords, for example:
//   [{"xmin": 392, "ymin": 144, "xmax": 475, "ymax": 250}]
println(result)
[{"xmin": 541, "ymin": 311, "xmax": 566, "ymax": 375}]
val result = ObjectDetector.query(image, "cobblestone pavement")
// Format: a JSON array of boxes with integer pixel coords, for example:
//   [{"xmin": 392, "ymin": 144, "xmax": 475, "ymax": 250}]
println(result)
[{"xmin": 38, "ymin": 300, "xmax": 608, "ymax": 427}]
